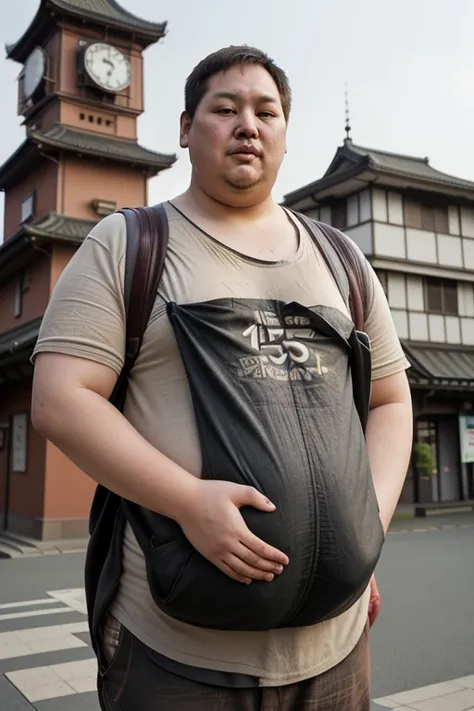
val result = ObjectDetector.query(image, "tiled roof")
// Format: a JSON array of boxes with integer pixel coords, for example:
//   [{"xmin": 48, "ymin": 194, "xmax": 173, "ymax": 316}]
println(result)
[
  {"xmin": 348, "ymin": 143, "xmax": 474, "ymax": 191},
  {"xmin": 49, "ymin": 0, "xmax": 166, "ymax": 35},
  {"xmin": 6, "ymin": 0, "xmax": 166, "ymax": 62},
  {"xmin": 404, "ymin": 342, "xmax": 474, "ymax": 388},
  {"xmin": 25, "ymin": 213, "xmax": 98, "ymax": 243},
  {"xmin": 29, "ymin": 124, "xmax": 176, "ymax": 171},
  {"xmin": 284, "ymin": 139, "xmax": 474, "ymax": 204}
]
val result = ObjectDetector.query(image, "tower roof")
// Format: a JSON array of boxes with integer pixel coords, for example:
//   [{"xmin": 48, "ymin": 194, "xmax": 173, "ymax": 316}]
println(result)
[
  {"xmin": 0, "ymin": 123, "xmax": 176, "ymax": 190},
  {"xmin": 6, "ymin": 0, "xmax": 167, "ymax": 62}
]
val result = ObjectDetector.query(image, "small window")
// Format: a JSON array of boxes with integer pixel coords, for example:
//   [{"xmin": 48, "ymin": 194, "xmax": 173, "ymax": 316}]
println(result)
[
  {"xmin": 21, "ymin": 192, "xmax": 35, "ymax": 223},
  {"xmin": 331, "ymin": 201, "xmax": 347, "ymax": 230},
  {"xmin": 434, "ymin": 207, "xmax": 449, "ymax": 234},
  {"xmin": 14, "ymin": 277, "xmax": 23, "ymax": 318},
  {"xmin": 425, "ymin": 277, "xmax": 458, "ymax": 315},
  {"xmin": 405, "ymin": 198, "xmax": 449, "ymax": 233}
]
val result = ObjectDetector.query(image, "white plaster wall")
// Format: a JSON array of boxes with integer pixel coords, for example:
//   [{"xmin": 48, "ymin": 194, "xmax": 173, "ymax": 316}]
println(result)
[
  {"xmin": 391, "ymin": 309, "xmax": 409, "ymax": 339},
  {"xmin": 461, "ymin": 318, "xmax": 474, "ymax": 346},
  {"xmin": 406, "ymin": 275, "xmax": 424, "ymax": 311},
  {"xmin": 388, "ymin": 272, "xmax": 407, "ymax": 308},
  {"xmin": 359, "ymin": 189, "xmax": 371, "ymax": 222},
  {"xmin": 462, "ymin": 239, "xmax": 474, "ymax": 270},
  {"xmin": 387, "ymin": 192, "xmax": 404, "ymax": 225},
  {"xmin": 437, "ymin": 234, "xmax": 463, "ymax": 268},
  {"xmin": 458, "ymin": 283, "xmax": 474, "ymax": 317},
  {"xmin": 448, "ymin": 206, "xmax": 460, "ymax": 236},
  {"xmin": 372, "ymin": 188, "xmax": 387, "ymax": 222},
  {"xmin": 409, "ymin": 312, "xmax": 429, "ymax": 340},
  {"xmin": 345, "ymin": 223, "xmax": 373, "ymax": 255},
  {"xmin": 406, "ymin": 229, "xmax": 437, "ymax": 263},
  {"xmin": 445, "ymin": 316, "xmax": 461, "ymax": 344},
  {"xmin": 428, "ymin": 314, "xmax": 445, "ymax": 342},
  {"xmin": 374, "ymin": 223, "xmax": 405, "ymax": 259}
]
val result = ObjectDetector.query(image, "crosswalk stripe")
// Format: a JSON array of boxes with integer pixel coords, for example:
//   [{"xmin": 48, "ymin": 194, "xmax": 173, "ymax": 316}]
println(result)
[
  {"xmin": 0, "ymin": 621, "xmax": 89, "ymax": 661},
  {"xmin": 0, "ymin": 598, "xmax": 59, "ymax": 611},
  {"xmin": 0, "ymin": 607, "xmax": 72, "ymax": 622}
]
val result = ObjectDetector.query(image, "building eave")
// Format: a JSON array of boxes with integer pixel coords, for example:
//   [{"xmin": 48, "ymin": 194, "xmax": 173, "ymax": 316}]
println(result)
[
  {"xmin": 0, "ymin": 126, "xmax": 176, "ymax": 190},
  {"xmin": 284, "ymin": 163, "xmax": 474, "ymax": 210},
  {"xmin": 29, "ymin": 124, "xmax": 176, "ymax": 174},
  {"xmin": 284, "ymin": 139, "xmax": 474, "ymax": 209},
  {"xmin": 0, "ymin": 140, "xmax": 40, "ymax": 191},
  {"xmin": 403, "ymin": 341, "xmax": 474, "ymax": 392},
  {"xmin": 0, "ymin": 317, "xmax": 42, "ymax": 377}
]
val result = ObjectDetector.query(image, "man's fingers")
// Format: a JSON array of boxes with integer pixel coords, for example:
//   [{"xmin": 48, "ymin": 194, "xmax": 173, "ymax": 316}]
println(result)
[
  {"xmin": 234, "ymin": 485, "xmax": 276, "ymax": 512},
  {"xmin": 219, "ymin": 560, "xmax": 251, "ymax": 585},
  {"xmin": 235, "ymin": 543, "xmax": 285, "ymax": 574},
  {"xmin": 242, "ymin": 532, "xmax": 289, "ymax": 566},
  {"xmin": 223, "ymin": 554, "xmax": 275, "ymax": 582}
]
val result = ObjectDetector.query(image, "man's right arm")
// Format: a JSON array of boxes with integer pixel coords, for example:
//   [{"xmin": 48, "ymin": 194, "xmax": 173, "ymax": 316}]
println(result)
[{"xmin": 32, "ymin": 352, "xmax": 201, "ymax": 521}]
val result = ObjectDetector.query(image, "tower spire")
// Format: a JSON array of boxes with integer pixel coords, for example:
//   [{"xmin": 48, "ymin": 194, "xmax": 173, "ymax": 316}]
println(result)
[{"xmin": 344, "ymin": 82, "xmax": 352, "ymax": 144}]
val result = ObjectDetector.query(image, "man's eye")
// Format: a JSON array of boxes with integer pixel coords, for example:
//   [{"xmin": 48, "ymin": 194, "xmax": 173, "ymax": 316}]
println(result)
[
  {"xmin": 259, "ymin": 111, "xmax": 274, "ymax": 118},
  {"xmin": 216, "ymin": 108, "xmax": 236, "ymax": 114}
]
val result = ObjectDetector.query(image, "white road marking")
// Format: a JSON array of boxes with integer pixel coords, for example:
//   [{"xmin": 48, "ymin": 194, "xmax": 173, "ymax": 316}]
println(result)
[
  {"xmin": 0, "ymin": 598, "xmax": 59, "ymax": 611},
  {"xmin": 0, "ymin": 607, "xmax": 72, "ymax": 622},
  {"xmin": 0, "ymin": 621, "xmax": 89, "ymax": 660},
  {"xmin": 47, "ymin": 588, "xmax": 87, "ymax": 615}
]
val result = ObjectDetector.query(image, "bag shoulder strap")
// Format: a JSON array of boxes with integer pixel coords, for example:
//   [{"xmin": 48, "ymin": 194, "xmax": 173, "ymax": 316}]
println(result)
[
  {"xmin": 293, "ymin": 211, "xmax": 373, "ymax": 332},
  {"xmin": 109, "ymin": 203, "xmax": 169, "ymax": 410}
]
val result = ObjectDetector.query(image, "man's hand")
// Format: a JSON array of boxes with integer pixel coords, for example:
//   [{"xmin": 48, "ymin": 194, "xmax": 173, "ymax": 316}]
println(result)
[
  {"xmin": 368, "ymin": 574, "xmax": 381, "ymax": 627},
  {"xmin": 176, "ymin": 480, "xmax": 289, "ymax": 585}
]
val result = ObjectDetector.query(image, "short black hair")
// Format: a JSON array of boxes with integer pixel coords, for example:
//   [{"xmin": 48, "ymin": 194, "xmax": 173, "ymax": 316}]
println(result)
[{"xmin": 185, "ymin": 45, "xmax": 291, "ymax": 121}]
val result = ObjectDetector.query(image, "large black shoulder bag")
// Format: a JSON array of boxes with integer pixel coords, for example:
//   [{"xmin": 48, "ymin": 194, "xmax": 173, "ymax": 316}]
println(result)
[{"xmin": 84, "ymin": 206, "xmax": 373, "ymax": 666}]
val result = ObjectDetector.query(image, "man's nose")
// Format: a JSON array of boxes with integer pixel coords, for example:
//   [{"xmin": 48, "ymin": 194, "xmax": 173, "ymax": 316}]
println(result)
[{"xmin": 235, "ymin": 111, "xmax": 259, "ymax": 139}]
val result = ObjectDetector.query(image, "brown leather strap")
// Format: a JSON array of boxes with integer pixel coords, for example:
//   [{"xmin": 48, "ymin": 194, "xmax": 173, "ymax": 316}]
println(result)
[
  {"xmin": 295, "ymin": 212, "xmax": 372, "ymax": 332},
  {"xmin": 109, "ymin": 204, "xmax": 169, "ymax": 411}
]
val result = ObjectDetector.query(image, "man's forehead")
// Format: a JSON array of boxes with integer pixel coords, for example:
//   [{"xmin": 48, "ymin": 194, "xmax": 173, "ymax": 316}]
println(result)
[{"xmin": 207, "ymin": 65, "xmax": 281, "ymax": 101}]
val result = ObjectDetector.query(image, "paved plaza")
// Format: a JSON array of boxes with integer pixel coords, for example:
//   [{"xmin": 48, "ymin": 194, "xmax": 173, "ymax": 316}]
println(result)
[{"xmin": 0, "ymin": 516, "xmax": 473, "ymax": 710}]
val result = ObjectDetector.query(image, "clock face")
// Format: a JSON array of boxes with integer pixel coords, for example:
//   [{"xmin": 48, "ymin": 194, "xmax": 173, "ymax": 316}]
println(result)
[
  {"xmin": 84, "ymin": 43, "xmax": 131, "ymax": 93},
  {"xmin": 23, "ymin": 47, "xmax": 46, "ymax": 100}
]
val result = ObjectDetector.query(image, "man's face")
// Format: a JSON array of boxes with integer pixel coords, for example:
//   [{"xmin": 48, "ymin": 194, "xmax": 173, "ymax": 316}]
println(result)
[{"xmin": 180, "ymin": 64, "xmax": 287, "ymax": 207}]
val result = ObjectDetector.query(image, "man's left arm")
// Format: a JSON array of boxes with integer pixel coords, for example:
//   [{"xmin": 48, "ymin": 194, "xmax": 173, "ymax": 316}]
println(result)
[
  {"xmin": 365, "ymin": 370, "xmax": 413, "ymax": 626},
  {"xmin": 367, "ymin": 369, "xmax": 413, "ymax": 534},
  {"xmin": 357, "ymin": 258, "xmax": 414, "ymax": 625}
]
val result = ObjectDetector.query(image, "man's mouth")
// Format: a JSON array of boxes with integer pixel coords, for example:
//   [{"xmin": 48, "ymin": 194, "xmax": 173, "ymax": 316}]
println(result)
[{"xmin": 229, "ymin": 145, "xmax": 261, "ymax": 158}]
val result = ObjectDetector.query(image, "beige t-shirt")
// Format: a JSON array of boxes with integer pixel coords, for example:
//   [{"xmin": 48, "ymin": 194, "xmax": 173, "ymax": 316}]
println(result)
[{"xmin": 33, "ymin": 203, "xmax": 409, "ymax": 686}]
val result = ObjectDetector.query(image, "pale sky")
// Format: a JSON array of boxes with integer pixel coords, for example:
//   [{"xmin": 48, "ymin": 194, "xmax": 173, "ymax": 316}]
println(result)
[{"xmin": 1, "ymin": 0, "xmax": 474, "ymax": 241}]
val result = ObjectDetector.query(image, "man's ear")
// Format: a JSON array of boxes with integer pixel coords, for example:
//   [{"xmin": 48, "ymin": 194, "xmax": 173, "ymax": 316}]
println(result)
[{"xmin": 180, "ymin": 111, "xmax": 192, "ymax": 148}]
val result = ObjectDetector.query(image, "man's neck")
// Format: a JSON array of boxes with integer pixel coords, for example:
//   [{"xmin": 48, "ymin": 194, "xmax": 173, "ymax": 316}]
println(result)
[{"xmin": 171, "ymin": 185, "xmax": 278, "ymax": 225}]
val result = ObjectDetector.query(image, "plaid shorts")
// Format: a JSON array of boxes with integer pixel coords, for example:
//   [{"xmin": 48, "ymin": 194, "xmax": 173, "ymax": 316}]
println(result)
[{"xmin": 99, "ymin": 616, "xmax": 370, "ymax": 711}]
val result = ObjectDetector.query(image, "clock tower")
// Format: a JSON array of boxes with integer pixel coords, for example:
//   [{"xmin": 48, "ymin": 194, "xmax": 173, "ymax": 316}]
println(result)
[{"xmin": 0, "ymin": 0, "xmax": 176, "ymax": 547}]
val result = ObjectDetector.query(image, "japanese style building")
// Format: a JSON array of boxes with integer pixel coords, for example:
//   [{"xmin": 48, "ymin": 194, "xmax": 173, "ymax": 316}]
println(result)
[
  {"xmin": 0, "ymin": 0, "xmax": 175, "ymax": 541},
  {"xmin": 284, "ymin": 134, "xmax": 474, "ymax": 507}
]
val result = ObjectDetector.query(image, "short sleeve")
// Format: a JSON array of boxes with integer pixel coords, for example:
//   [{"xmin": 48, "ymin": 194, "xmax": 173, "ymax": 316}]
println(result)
[
  {"xmin": 364, "ymin": 263, "xmax": 411, "ymax": 381},
  {"xmin": 32, "ymin": 212, "xmax": 127, "ymax": 376}
]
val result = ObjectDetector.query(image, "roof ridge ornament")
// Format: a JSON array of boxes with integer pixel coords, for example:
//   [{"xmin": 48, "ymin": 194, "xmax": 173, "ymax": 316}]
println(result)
[{"xmin": 344, "ymin": 82, "xmax": 352, "ymax": 145}]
